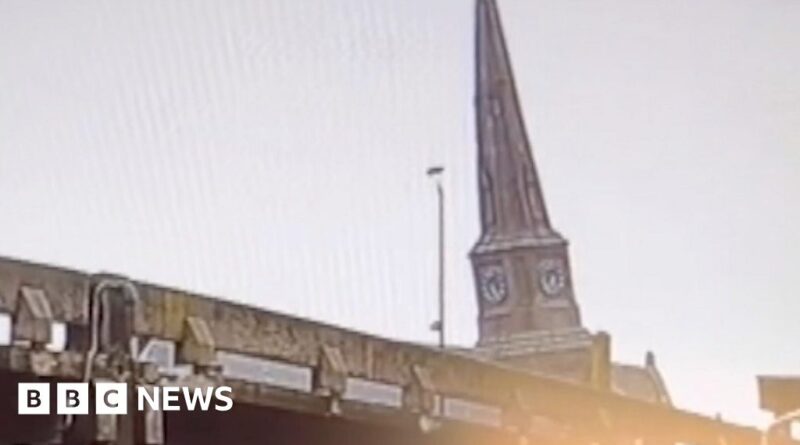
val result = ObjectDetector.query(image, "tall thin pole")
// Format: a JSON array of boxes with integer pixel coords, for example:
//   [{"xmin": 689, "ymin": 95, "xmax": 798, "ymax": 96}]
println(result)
[
  {"xmin": 436, "ymin": 179, "xmax": 445, "ymax": 349},
  {"xmin": 427, "ymin": 166, "xmax": 445, "ymax": 349}
]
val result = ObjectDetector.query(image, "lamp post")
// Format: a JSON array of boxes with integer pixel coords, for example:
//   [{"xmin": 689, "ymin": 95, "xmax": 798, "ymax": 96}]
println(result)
[{"xmin": 426, "ymin": 166, "xmax": 445, "ymax": 349}]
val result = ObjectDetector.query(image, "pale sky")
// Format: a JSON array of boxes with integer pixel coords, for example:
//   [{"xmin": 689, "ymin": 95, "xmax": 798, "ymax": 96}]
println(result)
[{"xmin": 1, "ymin": 0, "xmax": 798, "ymax": 427}]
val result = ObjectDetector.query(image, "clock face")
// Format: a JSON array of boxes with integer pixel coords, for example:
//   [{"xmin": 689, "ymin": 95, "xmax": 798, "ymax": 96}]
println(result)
[
  {"xmin": 478, "ymin": 265, "xmax": 508, "ymax": 304},
  {"xmin": 538, "ymin": 259, "xmax": 567, "ymax": 297}
]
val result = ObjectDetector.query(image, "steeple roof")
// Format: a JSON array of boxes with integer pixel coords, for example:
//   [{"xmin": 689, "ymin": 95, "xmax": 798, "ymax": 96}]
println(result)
[{"xmin": 474, "ymin": 0, "xmax": 559, "ymax": 245}]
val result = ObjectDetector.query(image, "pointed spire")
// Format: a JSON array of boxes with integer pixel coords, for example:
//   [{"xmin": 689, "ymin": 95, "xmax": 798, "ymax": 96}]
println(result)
[
  {"xmin": 472, "ymin": 0, "xmax": 583, "ymax": 343},
  {"xmin": 475, "ymin": 0, "xmax": 558, "ymax": 244}
]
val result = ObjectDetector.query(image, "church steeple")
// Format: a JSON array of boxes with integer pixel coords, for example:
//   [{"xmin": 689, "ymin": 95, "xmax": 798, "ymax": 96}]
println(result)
[
  {"xmin": 474, "ymin": 0, "xmax": 556, "ymax": 243},
  {"xmin": 471, "ymin": 0, "xmax": 582, "ymax": 344}
]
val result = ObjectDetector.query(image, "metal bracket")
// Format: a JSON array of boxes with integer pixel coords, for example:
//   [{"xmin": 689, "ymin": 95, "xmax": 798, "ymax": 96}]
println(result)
[
  {"xmin": 503, "ymin": 388, "xmax": 533, "ymax": 436},
  {"xmin": 313, "ymin": 345, "xmax": 348, "ymax": 415},
  {"xmin": 95, "ymin": 412, "xmax": 118, "ymax": 443},
  {"xmin": 12, "ymin": 286, "xmax": 54, "ymax": 348},
  {"xmin": 403, "ymin": 364, "xmax": 436, "ymax": 415},
  {"xmin": 91, "ymin": 275, "xmax": 140, "ymax": 357},
  {"xmin": 176, "ymin": 316, "xmax": 217, "ymax": 369},
  {"xmin": 139, "ymin": 385, "xmax": 165, "ymax": 445},
  {"xmin": 313, "ymin": 345, "xmax": 348, "ymax": 396}
]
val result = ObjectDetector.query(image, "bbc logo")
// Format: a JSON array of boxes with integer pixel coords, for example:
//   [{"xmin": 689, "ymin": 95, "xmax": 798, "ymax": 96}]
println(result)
[
  {"xmin": 18, "ymin": 382, "xmax": 127, "ymax": 415},
  {"xmin": 18, "ymin": 383, "xmax": 234, "ymax": 414}
]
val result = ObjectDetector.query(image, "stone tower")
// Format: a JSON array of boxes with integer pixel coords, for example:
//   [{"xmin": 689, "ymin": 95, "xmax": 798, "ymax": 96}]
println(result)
[
  {"xmin": 468, "ymin": 1, "xmax": 672, "ymax": 401},
  {"xmin": 471, "ymin": 0, "xmax": 583, "ymax": 344}
]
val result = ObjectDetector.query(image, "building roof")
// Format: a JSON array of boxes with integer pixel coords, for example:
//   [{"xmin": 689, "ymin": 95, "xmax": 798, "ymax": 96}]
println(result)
[
  {"xmin": 464, "ymin": 328, "xmax": 672, "ymax": 406},
  {"xmin": 612, "ymin": 355, "xmax": 672, "ymax": 406}
]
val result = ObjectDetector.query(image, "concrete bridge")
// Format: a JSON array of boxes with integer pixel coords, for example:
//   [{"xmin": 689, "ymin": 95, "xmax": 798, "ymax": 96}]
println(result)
[{"xmin": 0, "ymin": 256, "xmax": 768, "ymax": 445}]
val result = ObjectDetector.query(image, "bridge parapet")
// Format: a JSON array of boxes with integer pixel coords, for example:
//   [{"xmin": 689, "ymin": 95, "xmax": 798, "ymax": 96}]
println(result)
[{"xmin": 0, "ymin": 256, "xmax": 771, "ymax": 445}]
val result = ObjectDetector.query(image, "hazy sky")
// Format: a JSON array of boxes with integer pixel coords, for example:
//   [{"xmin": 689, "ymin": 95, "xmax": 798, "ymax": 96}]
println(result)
[{"xmin": 1, "ymin": 0, "xmax": 798, "ymax": 427}]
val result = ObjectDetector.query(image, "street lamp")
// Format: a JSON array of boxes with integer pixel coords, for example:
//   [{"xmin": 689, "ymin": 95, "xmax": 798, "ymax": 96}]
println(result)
[{"xmin": 426, "ymin": 166, "xmax": 445, "ymax": 349}]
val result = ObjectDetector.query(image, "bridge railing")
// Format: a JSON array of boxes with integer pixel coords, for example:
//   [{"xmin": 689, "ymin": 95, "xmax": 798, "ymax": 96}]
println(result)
[{"xmin": 0, "ymin": 255, "xmax": 766, "ymax": 445}]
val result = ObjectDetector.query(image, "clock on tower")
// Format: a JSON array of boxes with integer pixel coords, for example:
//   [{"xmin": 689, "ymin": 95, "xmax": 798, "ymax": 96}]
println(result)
[{"xmin": 471, "ymin": 0, "xmax": 583, "ymax": 344}]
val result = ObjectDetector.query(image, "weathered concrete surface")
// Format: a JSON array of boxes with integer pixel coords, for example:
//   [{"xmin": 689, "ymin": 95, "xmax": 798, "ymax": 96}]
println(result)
[{"xmin": 0, "ymin": 256, "xmax": 768, "ymax": 445}]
